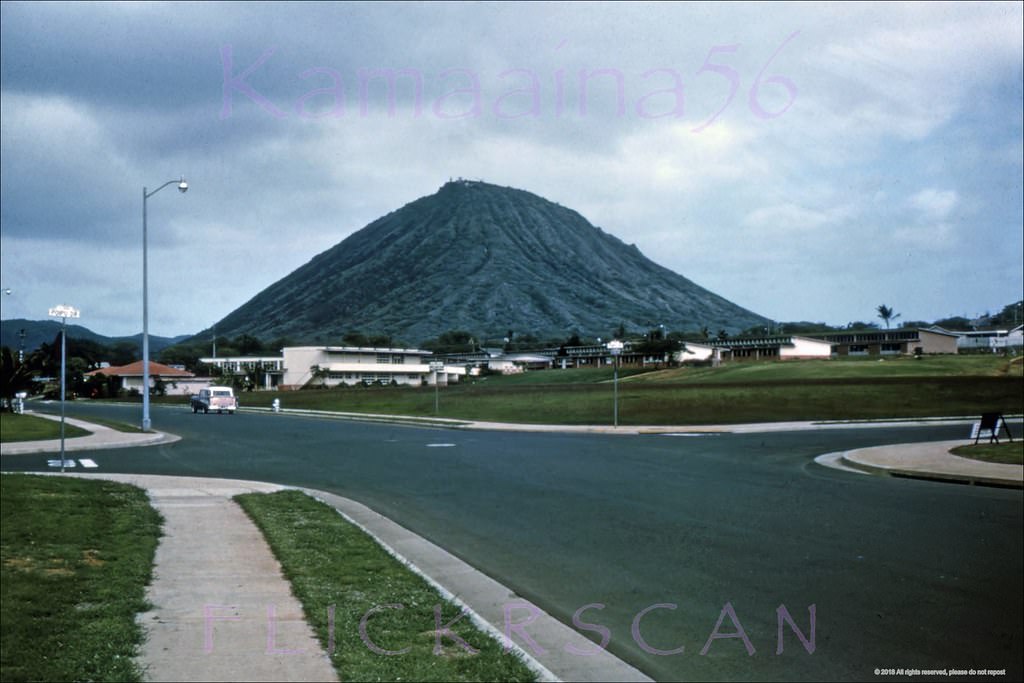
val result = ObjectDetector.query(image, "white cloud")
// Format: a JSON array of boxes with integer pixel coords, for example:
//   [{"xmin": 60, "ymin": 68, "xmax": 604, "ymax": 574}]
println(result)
[
  {"xmin": 742, "ymin": 202, "xmax": 853, "ymax": 232},
  {"xmin": 908, "ymin": 188, "xmax": 959, "ymax": 221}
]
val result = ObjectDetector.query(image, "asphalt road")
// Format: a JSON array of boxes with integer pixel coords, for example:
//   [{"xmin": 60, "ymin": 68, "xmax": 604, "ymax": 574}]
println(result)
[{"xmin": 5, "ymin": 402, "xmax": 1022, "ymax": 682}]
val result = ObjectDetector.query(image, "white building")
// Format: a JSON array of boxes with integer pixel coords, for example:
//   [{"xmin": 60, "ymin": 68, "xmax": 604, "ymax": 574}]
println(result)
[
  {"xmin": 673, "ymin": 342, "xmax": 717, "ymax": 364},
  {"xmin": 86, "ymin": 360, "xmax": 210, "ymax": 396},
  {"xmin": 280, "ymin": 346, "xmax": 466, "ymax": 389},
  {"xmin": 931, "ymin": 325, "xmax": 1024, "ymax": 352},
  {"xmin": 710, "ymin": 335, "xmax": 834, "ymax": 360},
  {"xmin": 199, "ymin": 356, "xmax": 285, "ymax": 389}
]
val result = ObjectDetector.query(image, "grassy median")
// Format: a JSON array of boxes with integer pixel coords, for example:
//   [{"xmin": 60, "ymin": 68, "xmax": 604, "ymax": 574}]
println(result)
[
  {"xmin": 0, "ymin": 474, "xmax": 162, "ymax": 682},
  {"xmin": 950, "ymin": 441, "xmax": 1024, "ymax": 465},
  {"xmin": 235, "ymin": 489, "xmax": 536, "ymax": 682}
]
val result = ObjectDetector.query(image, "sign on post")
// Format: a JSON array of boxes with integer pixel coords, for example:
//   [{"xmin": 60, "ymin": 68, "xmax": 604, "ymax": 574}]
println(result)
[{"xmin": 973, "ymin": 412, "xmax": 1014, "ymax": 445}]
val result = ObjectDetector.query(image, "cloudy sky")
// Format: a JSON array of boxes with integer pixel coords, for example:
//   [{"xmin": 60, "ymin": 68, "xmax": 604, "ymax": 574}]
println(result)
[{"xmin": 1, "ymin": 1, "xmax": 1021, "ymax": 338}]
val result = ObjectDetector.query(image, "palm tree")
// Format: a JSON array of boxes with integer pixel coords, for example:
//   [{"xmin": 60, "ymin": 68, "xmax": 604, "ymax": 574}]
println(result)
[{"xmin": 876, "ymin": 304, "xmax": 902, "ymax": 329}]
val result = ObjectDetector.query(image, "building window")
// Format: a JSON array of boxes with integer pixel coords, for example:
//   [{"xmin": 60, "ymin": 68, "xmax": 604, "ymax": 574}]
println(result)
[{"xmin": 376, "ymin": 353, "xmax": 391, "ymax": 364}]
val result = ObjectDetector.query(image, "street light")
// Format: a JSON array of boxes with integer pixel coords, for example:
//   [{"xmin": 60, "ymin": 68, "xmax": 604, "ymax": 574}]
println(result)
[
  {"xmin": 606, "ymin": 340, "xmax": 624, "ymax": 427},
  {"xmin": 48, "ymin": 304, "xmax": 80, "ymax": 472},
  {"xmin": 142, "ymin": 176, "xmax": 187, "ymax": 431}
]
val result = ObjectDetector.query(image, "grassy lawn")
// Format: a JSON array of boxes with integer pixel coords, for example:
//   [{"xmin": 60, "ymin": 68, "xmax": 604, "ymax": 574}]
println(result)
[
  {"xmin": 152, "ymin": 376, "xmax": 1022, "ymax": 425},
  {"xmin": 949, "ymin": 441, "xmax": 1024, "ymax": 465},
  {"xmin": 0, "ymin": 412, "xmax": 90, "ymax": 442},
  {"xmin": 235, "ymin": 490, "xmax": 536, "ymax": 683},
  {"xmin": 140, "ymin": 355, "xmax": 1024, "ymax": 426},
  {"xmin": 623, "ymin": 354, "xmax": 1023, "ymax": 384},
  {"xmin": 0, "ymin": 474, "xmax": 162, "ymax": 682}
]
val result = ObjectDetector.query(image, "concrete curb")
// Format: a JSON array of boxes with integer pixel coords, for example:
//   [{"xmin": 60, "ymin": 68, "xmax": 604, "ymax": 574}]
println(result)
[
  {"xmin": 242, "ymin": 407, "xmax": 1023, "ymax": 436},
  {"xmin": 0, "ymin": 412, "xmax": 179, "ymax": 455},
  {"xmin": 836, "ymin": 440, "xmax": 1022, "ymax": 488},
  {"xmin": 303, "ymin": 488, "xmax": 652, "ymax": 683}
]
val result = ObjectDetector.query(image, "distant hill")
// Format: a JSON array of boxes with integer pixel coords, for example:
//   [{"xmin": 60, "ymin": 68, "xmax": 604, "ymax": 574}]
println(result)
[
  {"xmin": 0, "ymin": 319, "xmax": 188, "ymax": 355},
  {"xmin": 196, "ymin": 180, "xmax": 769, "ymax": 345}
]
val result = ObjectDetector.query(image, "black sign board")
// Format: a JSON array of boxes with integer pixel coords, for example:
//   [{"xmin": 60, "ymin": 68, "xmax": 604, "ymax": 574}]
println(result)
[{"xmin": 974, "ymin": 412, "xmax": 1015, "ymax": 445}]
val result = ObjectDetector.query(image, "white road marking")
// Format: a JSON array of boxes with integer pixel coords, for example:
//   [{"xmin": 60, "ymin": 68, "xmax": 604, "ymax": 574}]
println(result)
[
  {"xmin": 47, "ymin": 459, "xmax": 76, "ymax": 468},
  {"xmin": 659, "ymin": 433, "xmax": 720, "ymax": 437},
  {"xmin": 78, "ymin": 459, "xmax": 98, "ymax": 468},
  {"xmin": 426, "ymin": 443, "xmax": 457, "ymax": 448}
]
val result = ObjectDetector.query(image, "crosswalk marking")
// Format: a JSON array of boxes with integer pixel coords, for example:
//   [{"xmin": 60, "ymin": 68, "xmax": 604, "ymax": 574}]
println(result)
[{"xmin": 47, "ymin": 459, "xmax": 76, "ymax": 468}]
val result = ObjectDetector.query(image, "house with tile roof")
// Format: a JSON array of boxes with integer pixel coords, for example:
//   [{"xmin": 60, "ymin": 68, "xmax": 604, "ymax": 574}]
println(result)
[{"xmin": 86, "ymin": 360, "xmax": 210, "ymax": 396}]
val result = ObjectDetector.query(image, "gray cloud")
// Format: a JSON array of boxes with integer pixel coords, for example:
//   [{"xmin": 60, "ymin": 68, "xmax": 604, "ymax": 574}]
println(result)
[{"xmin": 1, "ymin": 1, "xmax": 1021, "ymax": 336}]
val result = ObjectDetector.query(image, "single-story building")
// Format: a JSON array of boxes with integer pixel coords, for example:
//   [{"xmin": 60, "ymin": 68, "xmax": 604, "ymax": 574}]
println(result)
[
  {"xmin": 707, "ymin": 335, "xmax": 833, "ymax": 361},
  {"xmin": 929, "ymin": 325, "xmax": 1024, "ymax": 352},
  {"xmin": 673, "ymin": 342, "xmax": 718, "ymax": 364},
  {"xmin": 279, "ymin": 346, "xmax": 466, "ymax": 389},
  {"xmin": 813, "ymin": 328, "xmax": 959, "ymax": 356},
  {"xmin": 542, "ymin": 342, "xmax": 669, "ymax": 368},
  {"xmin": 486, "ymin": 353, "xmax": 554, "ymax": 374},
  {"xmin": 86, "ymin": 360, "xmax": 209, "ymax": 396}
]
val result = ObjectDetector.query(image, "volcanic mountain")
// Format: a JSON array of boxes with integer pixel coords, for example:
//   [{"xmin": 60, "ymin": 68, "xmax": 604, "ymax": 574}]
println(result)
[{"xmin": 202, "ymin": 180, "xmax": 767, "ymax": 344}]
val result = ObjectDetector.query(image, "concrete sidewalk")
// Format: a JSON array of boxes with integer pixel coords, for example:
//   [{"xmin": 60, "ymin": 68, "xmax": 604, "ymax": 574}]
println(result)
[
  {"xmin": 834, "ymin": 440, "xmax": 1023, "ymax": 487},
  {"xmin": 58, "ymin": 474, "xmax": 339, "ymax": 683},
  {"xmin": 0, "ymin": 412, "xmax": 179, "ymax": 455}
]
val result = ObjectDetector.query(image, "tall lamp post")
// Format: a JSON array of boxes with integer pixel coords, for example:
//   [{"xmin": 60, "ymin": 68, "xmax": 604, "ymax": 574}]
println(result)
[
  {"xmin": 48, "ymin": 305, "xmax": 80, "ymax": 472},
  {"xmin": 142, "ymin": 177, "xmax": 188, "ymax": 431},
  {"xmin": 606, "ymin": 340, "xmax": 624, "ymax": 427}
]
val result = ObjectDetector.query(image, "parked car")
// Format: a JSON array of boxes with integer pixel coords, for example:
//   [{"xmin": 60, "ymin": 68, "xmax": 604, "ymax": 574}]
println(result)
[{"xmin": 190, "ymin": 386, "xmax": 238, "ymax": 414}]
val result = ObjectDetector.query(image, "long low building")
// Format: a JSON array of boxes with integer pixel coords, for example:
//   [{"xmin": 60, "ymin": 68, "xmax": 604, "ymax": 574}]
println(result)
[
  {"xmin": 930, "ymin": 325, "xmax": 1024, "ymax": 351},
  {"xmin": 812, "ymin": 328, "xmax": 959, "ymax": 355},
  {"xmin": 280, "ymin": 346, "xmax": 465, "ymax": 389},
  {"xmin": 708, "ymin": 335, "xmax": 834, "ymax": 361}
]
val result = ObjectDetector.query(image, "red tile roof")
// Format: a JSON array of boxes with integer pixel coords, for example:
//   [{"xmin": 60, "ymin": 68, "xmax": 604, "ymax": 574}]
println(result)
[{"xmin": 87, "ymin": 361, "xmax": 194, "ymax": 378}]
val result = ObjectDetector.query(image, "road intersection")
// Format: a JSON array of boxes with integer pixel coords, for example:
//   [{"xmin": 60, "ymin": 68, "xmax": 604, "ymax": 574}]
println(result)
[{"xmin": 2, "ymin": 403, "xmax": 1021, "ymax": 681}]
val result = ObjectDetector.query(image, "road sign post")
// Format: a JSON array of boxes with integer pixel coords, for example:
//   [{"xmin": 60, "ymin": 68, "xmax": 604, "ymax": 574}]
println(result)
[
  {"xmin": 606, "ymin": 340, "xmax": 624, "ymax": 428},
  {"xmin": 48, "ymin": 304, "xmax": 80, "ymax": 472}
]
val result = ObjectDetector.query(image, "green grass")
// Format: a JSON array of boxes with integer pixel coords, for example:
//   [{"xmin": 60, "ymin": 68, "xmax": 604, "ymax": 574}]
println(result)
[
  {"xmin": 140, "ymin": 355, "xmax": 1024, "ymax": 426},
  {"xmin": 234, "ymin": 490, "xmax": 536, "ymax": 683},
  {"xmin": 0, "ymin": 474, "xmax": 163, "ymax": 682},
  {"xmin": 949, "ymin": 441, "xmax": 1024, "ymax": 465},
  {"xmin": 624, "ymin": 354, "xmax": 1023, "ymax": 384},
  {"xmin": 472, "ymin": 366, "xmax": 651, "ymax": 385},
  {"xmin": 75, "ymin": 416, "xmax": 145, "ymax": 434},
  {"xmin": 0, "ymin": 412, "xmax": 90, "ymax": 442}
]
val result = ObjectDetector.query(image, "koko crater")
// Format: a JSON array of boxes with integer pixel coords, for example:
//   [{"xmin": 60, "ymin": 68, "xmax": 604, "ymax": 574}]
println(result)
[{"xmin": 199, "ymin": 180, "xmax": 768, "ymax": 344}]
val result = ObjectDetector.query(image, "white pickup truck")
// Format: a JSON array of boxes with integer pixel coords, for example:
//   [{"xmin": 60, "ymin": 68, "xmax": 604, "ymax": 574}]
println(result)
[{"xmin": 190, "ymin": 386, "xmax": 238, "ymax": 414}]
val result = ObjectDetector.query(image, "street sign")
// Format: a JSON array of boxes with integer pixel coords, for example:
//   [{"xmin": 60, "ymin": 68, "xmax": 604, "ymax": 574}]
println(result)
[
  {"xmin": 429, "ymin": 361, "xmax": 445, "ymax": 372},
  {"xmin": 48, "ymin": 305, "xmax": 80, "ymax": 319}
]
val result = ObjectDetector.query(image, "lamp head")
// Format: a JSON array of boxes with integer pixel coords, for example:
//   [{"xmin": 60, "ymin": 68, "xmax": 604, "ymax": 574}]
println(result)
[{"xmin": 177, "ymin": 177, "xmax": 188, "ymax": 193}]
